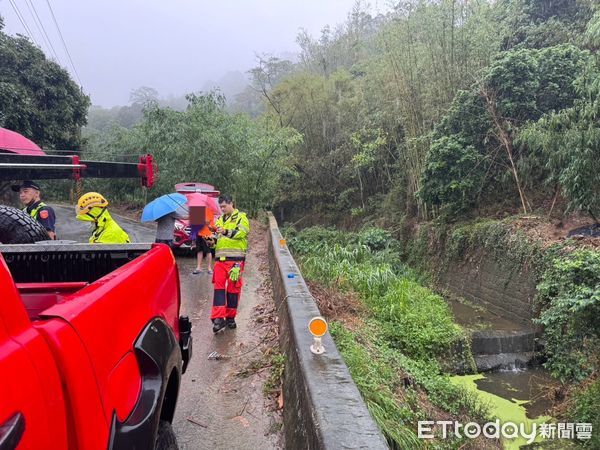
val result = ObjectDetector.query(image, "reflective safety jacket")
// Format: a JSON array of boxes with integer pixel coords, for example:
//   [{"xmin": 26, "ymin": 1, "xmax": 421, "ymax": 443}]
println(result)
[
  {"xmin": 214, "ymin": 209, "xmax": 249, "ymax": 260},
  {"xmin": 24, "ymin": 201, "xmax": 46, "ymax": 219},
  {"xmin": 89, "ymin": 210, "xmax": 131, "ymax": 244},
  {"xmin": 24, "ymin": 201, "xmax": 56, "ymax": 232}
]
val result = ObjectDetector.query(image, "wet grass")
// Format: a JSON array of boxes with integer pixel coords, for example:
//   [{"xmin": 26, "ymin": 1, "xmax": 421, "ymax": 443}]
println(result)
[
  {"xmin": 296, "ymin": 242, "xmax": 463, "ymax": 360},
  {"xmin": 332, "ymin": 322, "xmax": 493, "ymax": 449},
  {"xmin": 263, "ymin": 351, "xmax": 285, "ymax": 396},
  {"xmin": 286, "ymin": 226, "xmax": 493, "ymax": 449}
]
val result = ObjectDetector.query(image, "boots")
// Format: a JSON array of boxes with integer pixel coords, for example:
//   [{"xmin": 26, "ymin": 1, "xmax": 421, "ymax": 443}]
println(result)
[{"xmin": 212, "ymin": 318, "xmax": 226, "ymax": 333}]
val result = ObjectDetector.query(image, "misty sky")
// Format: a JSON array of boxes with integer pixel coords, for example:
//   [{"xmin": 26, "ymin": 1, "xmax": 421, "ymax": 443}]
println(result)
[{"xmin": 0, "ymin": 0, "xmax": 386, "ymax": 107}]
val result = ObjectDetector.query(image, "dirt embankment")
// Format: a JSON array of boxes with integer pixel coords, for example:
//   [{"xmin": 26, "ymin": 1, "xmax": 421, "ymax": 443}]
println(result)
[{"xmin": 508, "ymin": 214, "xmax": 600, "ymax": 249}]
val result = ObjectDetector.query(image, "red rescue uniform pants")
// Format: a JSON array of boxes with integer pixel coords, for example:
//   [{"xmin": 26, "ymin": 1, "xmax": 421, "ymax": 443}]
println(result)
[{"xmin": 211, "ymin": 260, "xmax": 245, "ymax": 320}]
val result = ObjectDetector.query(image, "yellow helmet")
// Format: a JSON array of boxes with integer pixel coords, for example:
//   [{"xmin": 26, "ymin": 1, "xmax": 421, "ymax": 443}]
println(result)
[{"xmin": 77, "ymin": 192, "xmax": 108, "ymax": 216}]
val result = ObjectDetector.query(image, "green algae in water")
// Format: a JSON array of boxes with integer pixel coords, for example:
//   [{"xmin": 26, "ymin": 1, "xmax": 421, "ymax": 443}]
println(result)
[{"xmin": 451, "ymin": 374, "xmax": 551, "ymax": 450}]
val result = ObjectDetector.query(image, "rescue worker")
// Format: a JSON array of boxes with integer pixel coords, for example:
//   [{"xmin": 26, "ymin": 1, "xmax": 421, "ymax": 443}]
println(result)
[
  {"xmin": 75, "ymin": 192, "xmax": 131, "ymax": 244},
  {"xmin": 11, "ymin": 180, "xmax": 56, "ymax": 239},
  {"xmin": 211, "ymin": 194, "xmax": 250, "ymax": 333}
]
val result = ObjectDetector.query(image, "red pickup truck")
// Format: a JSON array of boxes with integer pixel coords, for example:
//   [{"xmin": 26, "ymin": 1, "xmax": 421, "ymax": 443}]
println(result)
[{"xmin": 0, "ymin": 241, "xmax": 192, "ymax": 450}]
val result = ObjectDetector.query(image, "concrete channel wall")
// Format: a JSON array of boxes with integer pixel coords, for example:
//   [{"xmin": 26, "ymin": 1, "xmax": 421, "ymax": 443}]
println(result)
[
  {"xmin": 267, "ymin": 214, "xmax": 387, "ymax": 450},
  {"xmin": 438, "ymin": 254, "xmax": 538, "ymax": 325},
  {"xmin": 405, "ymin": 224, "xmax": 539, "ymax": 326}
]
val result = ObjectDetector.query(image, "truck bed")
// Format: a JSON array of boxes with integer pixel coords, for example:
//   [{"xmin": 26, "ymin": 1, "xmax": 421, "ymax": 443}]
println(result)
[
  {"xmin": 0, "ymin": 242, "xmax": 188, "ymax": 449},
  {"xmin": 0, "ymin": 243, "xmax": 153, "ymax": 319},
  {"xmin": 0, "ymin": 243, "xmax": 153, "ymax": 282}
]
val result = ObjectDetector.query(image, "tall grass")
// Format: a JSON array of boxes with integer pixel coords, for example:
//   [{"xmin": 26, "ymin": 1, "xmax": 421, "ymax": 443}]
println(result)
[
  {"xmin": 290, "ymin": 229, "xmax": 462, "ymax": 359},
  {"xmin": 287, "ymin": 226, "xmax": 487, "ymax": 448}
]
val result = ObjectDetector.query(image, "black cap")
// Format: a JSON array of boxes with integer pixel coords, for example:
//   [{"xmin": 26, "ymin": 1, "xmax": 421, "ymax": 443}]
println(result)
[{"xmin": 11, "ymin": 180, "xmax": 41, "ymax": 192}]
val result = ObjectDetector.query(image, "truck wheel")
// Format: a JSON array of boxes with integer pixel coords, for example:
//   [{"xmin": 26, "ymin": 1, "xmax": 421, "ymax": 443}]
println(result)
[
  {"xmin": 0, "ymin": 205, "xmax": 49, "ymax": 244},
  {"xmin": 155, "ymin": 421, "xmax": 178, "ymax": 450}
]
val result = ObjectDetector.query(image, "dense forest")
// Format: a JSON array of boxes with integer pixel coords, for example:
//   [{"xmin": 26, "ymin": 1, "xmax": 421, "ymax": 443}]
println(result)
[
  {"xmin": 78, "ymin": 0, "xmax": 600, "ymax": 230},
  {"xmin": 0, "ymin": 17, "xmax": 89, "ymax": 149},
  {"xmin": 3, "ymin": 1, "xmax": 599, "ymax": 224},
  {"xmin": 263, "ymin": 0, "xmax": 599, "ymax": 225}
]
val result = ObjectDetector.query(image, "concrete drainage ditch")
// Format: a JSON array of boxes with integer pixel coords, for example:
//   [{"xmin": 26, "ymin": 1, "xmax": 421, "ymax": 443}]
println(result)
[{"xmin": 471, "ymin": 329, "xmax": 538, "ymax": 372}]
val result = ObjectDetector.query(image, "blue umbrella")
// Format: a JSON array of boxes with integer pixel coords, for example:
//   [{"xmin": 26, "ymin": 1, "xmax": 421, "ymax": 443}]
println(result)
[{"xmin": 141, "ymin": 193, "xmax": 188, "ymax": 222}]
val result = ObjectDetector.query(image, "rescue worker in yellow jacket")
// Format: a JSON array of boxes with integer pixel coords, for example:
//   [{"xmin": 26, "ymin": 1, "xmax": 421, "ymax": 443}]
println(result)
[
  {"xmin": 75, "ymin": 192, "xmax": 130, "ymax": 244},
  {"xmin": 211, "ymin": 194, "xmax": 250, "ymax": 333}
]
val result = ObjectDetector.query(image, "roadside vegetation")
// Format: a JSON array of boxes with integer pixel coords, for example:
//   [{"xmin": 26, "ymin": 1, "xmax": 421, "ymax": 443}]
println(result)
[
  {"xmin": 287, "ymin": 223, "xmax": 600, "ymax": 448},
  {"xmin": 78, "ymin": 93, "xmax": 301, "ymax": 215},
  {"xmin": 286, "ymin": 226, "xmax": 492, "ymax": 448},
  {"xmin": 402, "ymin": 217, "xmax": 599, "ymax": 447},
  {"xmin": 0, "ymin": 18, "xmax": 89, "ymax": 150}
]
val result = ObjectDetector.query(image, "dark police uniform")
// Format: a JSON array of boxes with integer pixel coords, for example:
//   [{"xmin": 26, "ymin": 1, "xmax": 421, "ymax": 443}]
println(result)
[
  {"xmin": 25, "ymin": 200, "xmax": 56, "ymax": 234},
  {"xmin": 11, "ymin": 180, "xmax": 56, "ymax": 236}
]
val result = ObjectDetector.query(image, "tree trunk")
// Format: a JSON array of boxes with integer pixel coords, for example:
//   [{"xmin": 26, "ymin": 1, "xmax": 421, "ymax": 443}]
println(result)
[
  {"xmin": 481, "ymin": 86, "xmax": 529, "ymax": 214},
  {"xmin": 357, "ymin": 169, "xmax": 365, "ymax": 210},
  {"xmin": 548, "ymin": 184, "xmax": 559, "ymax": 218}
]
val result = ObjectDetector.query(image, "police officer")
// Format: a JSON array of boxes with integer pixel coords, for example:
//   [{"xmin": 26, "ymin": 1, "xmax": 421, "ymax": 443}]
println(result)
[{"xmin": 11, "ymin": 180, "xmax": 56, "ymax": 240}]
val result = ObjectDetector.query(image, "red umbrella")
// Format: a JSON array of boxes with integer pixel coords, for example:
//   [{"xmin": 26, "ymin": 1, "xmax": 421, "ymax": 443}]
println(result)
[
  {"xmin": 0, "ymin": 128, "xmax": 45, "ymax": 155},
  {"xmin": 185, "ymin": 192, "xmax": 220, "ymax": 215}
]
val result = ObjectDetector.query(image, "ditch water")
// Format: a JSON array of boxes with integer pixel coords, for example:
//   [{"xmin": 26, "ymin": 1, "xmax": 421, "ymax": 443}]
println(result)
[
  {"xmin": 475, "ymin": 367, "xmax": 556, "ymax": 419},
  {"xmin": 451, "ymin": 370, "xmax": 554, "ymax": 449},
  {"xmin": 447, "ymin": 297, "xmax": 562, "ymax": 449}
]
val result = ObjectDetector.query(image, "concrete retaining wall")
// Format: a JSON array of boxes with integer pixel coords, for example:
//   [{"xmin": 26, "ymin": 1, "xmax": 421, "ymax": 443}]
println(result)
[
  {"xmin": 267, "ymin": 214, "xmax": 387, "ymax": 450},
  {"xmin": 438, "ymin": 255, "xmax": 538, "ymax": 325}
]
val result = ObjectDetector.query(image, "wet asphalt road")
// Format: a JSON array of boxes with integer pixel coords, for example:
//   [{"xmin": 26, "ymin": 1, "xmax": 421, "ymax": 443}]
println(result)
[
  {"xmin": 52, "ymin": 204, "xmax": 156, "ymax": 243},
  {"xmin": 51, "ymin": 204, "xmax": 282, "ymax": 449},
  {"xmin": 173, "ymin": 243, "xmax": 280, "ymax": 450}
]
